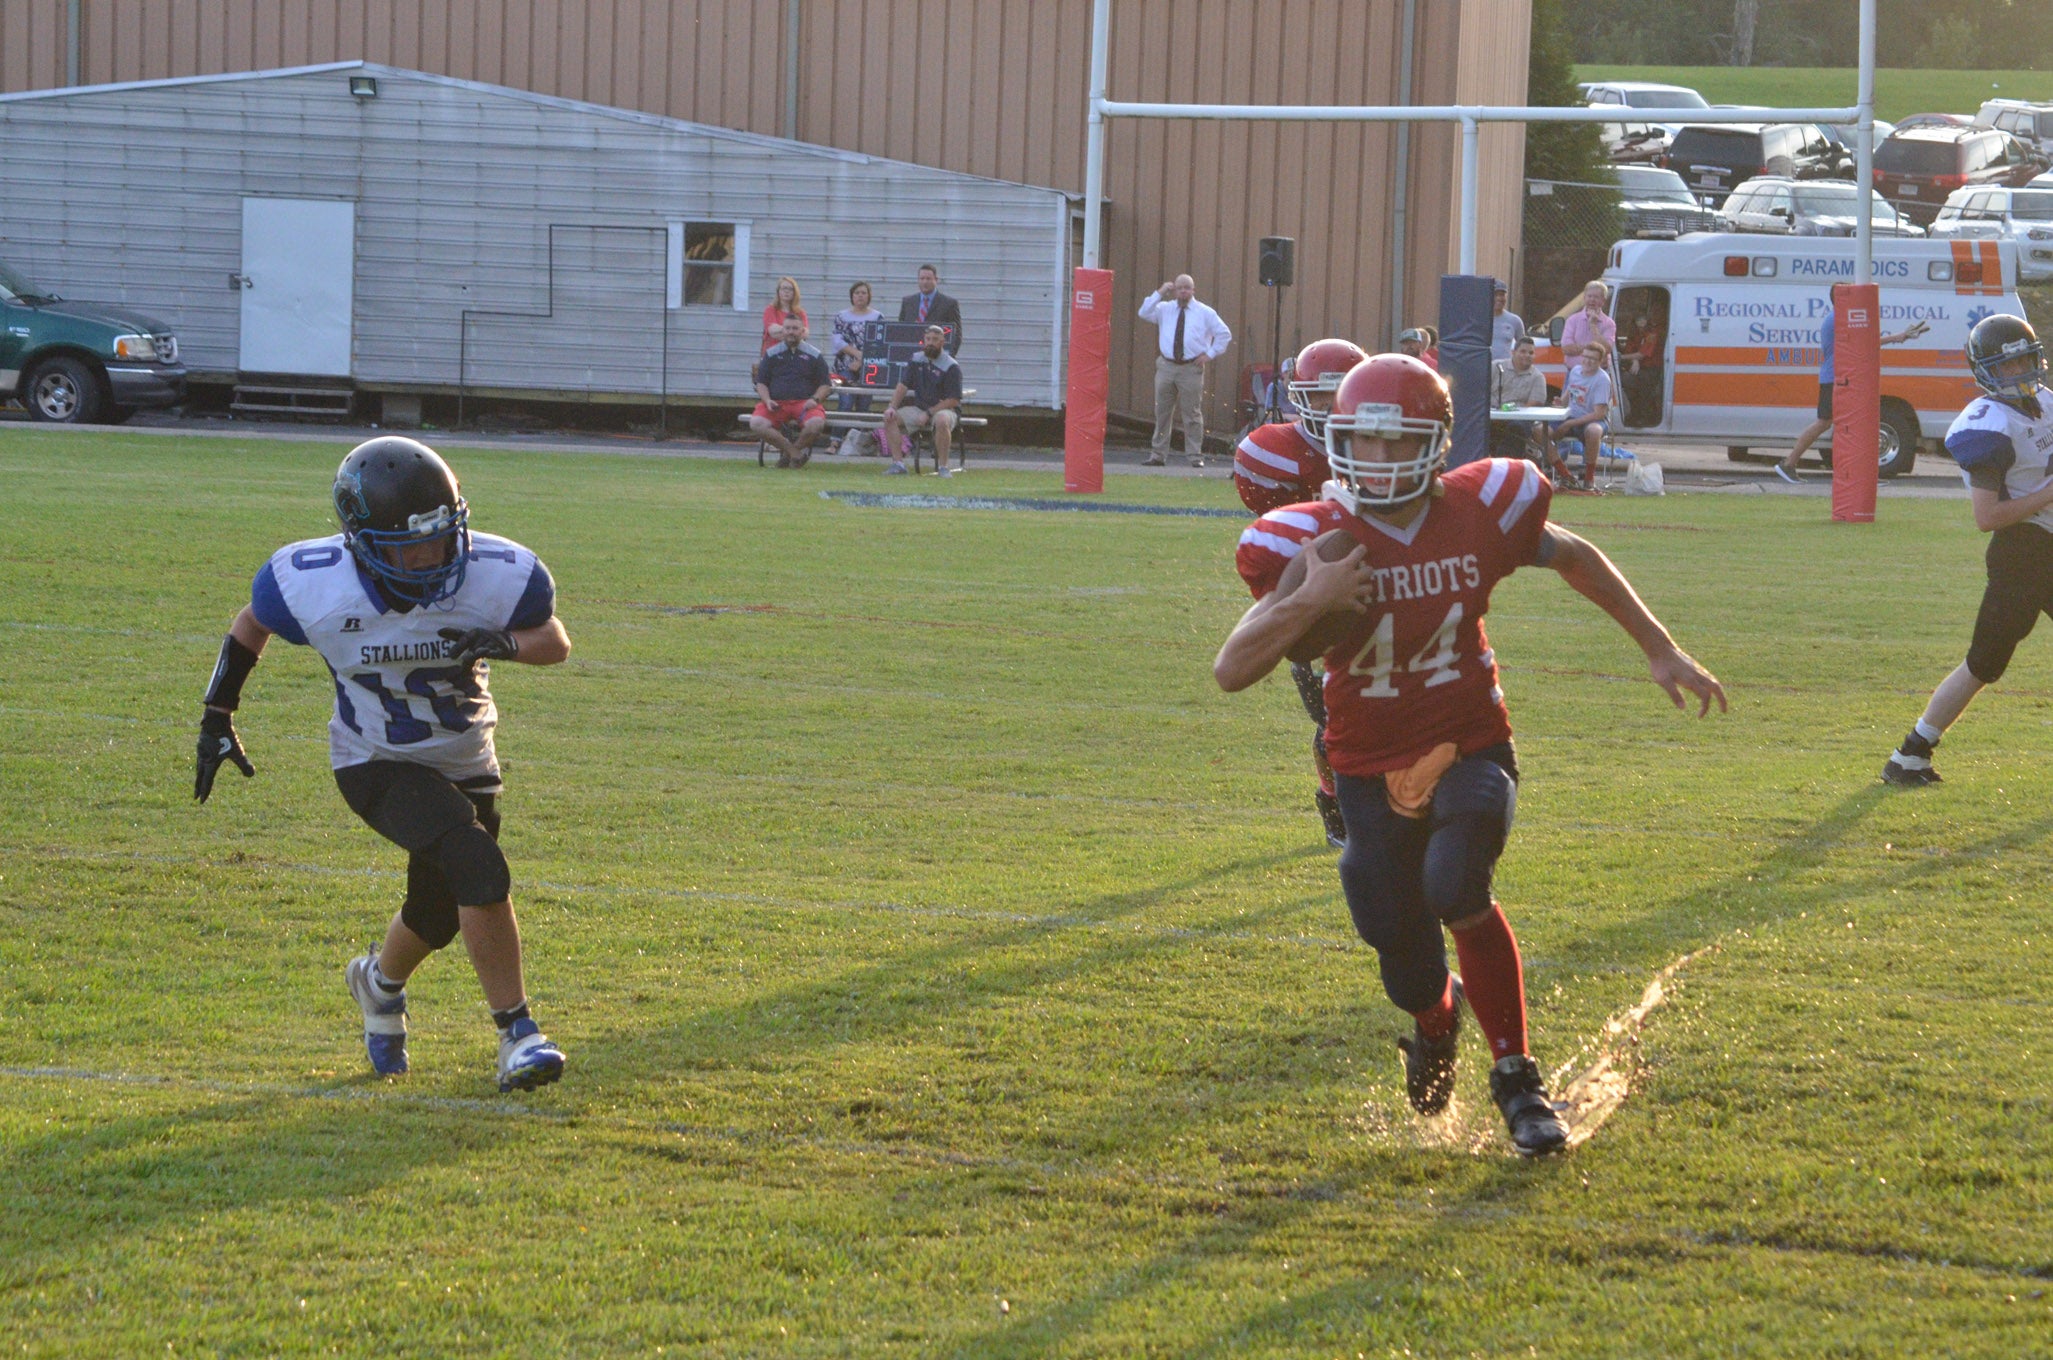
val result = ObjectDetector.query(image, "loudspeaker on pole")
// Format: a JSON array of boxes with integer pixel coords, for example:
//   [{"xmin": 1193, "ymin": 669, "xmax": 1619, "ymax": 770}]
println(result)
[{"xmin": 1258, "ymin": 237, "xmax": 1295, "ymax": 288}]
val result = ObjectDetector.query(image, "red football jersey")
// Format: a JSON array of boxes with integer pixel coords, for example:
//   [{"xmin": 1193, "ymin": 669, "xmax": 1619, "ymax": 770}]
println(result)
[
  {"xmin": 1236, "ymin": 501, "xmax": 1329, "ymax": 600},
  {"xmin": 1236, "ymin": 459, "xmax": 1553, "ymax": 776},
  {"xmin": 1233, "ymin": 420, "xmax": 1331, "ymax": 514}
]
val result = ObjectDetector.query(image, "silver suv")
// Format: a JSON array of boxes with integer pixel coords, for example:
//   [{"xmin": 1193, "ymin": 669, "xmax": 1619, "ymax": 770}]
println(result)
[
  {"xmin": 1927, "ymin": 185, "xmax": 2053, "ymax": 282},
  {"xmin": 1975, "ymin": 99, "xmax": 2053, "ymax": 164},
  {"xmin": 1718, "ymin": 177, "xmax": 1924, "ymax": 237}
]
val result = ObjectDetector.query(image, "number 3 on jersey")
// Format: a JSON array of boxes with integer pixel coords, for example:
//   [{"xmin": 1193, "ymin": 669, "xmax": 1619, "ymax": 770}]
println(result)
[{"xmin": 1346, "ymin": 604, "xmax": 1463, "ymax": 698}]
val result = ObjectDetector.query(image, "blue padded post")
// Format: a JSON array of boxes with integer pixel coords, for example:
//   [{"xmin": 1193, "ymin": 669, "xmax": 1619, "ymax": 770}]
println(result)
[{"xmin": 1438, "ymin": 274, "xmax": 1494, "ymax": 470}]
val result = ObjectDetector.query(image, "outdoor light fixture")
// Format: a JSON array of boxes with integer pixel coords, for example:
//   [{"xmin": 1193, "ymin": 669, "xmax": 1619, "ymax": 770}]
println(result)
[{"xmin": 349, "ymin": 75, "xmax": 377, "ymax": 99}]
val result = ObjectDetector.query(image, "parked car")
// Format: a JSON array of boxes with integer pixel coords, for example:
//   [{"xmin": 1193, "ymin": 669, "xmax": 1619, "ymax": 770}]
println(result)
[
  {"xmin": 1717, "ymin": 177, "xmax": 1924, "ymax": 237},
  {"xmin": 1927, "ymin": 185, "xmax": 2053, "ymax": 282},
  {"xmin": 1975, "ymin": 98, "xmax": 2053, "ymax": 163},
  {"xmin": 1893, "ymin": 112, "xmax": 1974, "ymax": 134},
  {"xmin": 1874, "ymin": 127, "xmax": 2045, "ymax": 224},
  {"xmin": 1612, "ymin": 165, "xmax": 1724, "ymax": 236},
  {"xmin": 1662, "ymin": 123, "xmax": 1851, "ymax": 205},
  {"xmin": 1819, "ymin": 120, "xmax": 1896, "ymax": 156},
  {"xmin": 0, "ymin": 260, "xmax": 185, "ymax": 424},
  {"xmin": 1581, "ymin": 80, "xmax": 1707, "ymax": 165}
]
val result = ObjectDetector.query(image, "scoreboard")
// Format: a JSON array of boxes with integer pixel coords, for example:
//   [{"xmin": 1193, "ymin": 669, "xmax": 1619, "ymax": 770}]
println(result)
[{"xmin": 857, "ymin": 320, "xmax": 957, "ymax": 390}]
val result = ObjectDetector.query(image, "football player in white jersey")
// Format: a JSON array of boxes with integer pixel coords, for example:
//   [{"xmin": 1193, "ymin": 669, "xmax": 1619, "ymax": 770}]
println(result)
[
  {"xmin": 195, "ymin": 437, "xmax": 574, "ymax": 1092},
  {"xmin": 1884, "ymin": 315, "xmax": 2053, "ymax": 785}
]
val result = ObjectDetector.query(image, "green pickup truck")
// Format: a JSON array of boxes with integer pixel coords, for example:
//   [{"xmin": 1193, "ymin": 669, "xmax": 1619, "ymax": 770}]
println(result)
[{"xmin": 1, "ymin": 259, "xmax": 186, "ymax": 424}]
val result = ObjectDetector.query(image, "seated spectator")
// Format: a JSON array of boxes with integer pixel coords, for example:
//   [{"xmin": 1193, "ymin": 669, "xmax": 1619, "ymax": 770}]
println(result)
[
  {"xmin": 1491, "ymin": 280, "xmax": 1525, "ymax": 364},
  {"xmin": 1397, "ymin": 328, "xmax": 1439, "ymax": 372},
  {"xmin": 831, "ymin": 281, "xmax": 884, "ymax": 412},
  {"xmin": 1542, "ymin": 339, "xmax": 1612, "ymax": 491},
  {"xmin": 1621, "ymin": 310, "xmax": 1663, "ymax": 423},
  {"xmin": 1489, "ymin": 336, "xmax": 1550, "ymax": 460},
  {"xmin": 761, "ymin": 276, "xmax": 809, "ymax": 354},
  {"xmin": 899, "ymin": 264, "xmax": 963, "ymax": 355},
  {"xmin": 882, "ymin": 325, "xmax": 963, "ymax": 476},
  {"xmin": 749, "ymin": 316, "xmax": 831, "ymax": 468}
]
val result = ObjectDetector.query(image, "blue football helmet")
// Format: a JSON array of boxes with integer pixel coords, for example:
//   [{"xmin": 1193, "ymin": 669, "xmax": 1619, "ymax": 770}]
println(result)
[
  {"xmin": 1967, "ymin": 313, "xmax": 2045, "ymax": 405},
  {"xmin": 333, "ymin": 437, "xmax": 470, "ymax": 606}
]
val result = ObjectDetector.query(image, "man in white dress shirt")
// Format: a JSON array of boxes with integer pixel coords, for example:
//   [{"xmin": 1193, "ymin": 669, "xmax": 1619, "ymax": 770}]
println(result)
[{"xmin": 1138, "ymin": 275, "xmax": 1232, "ymax": 467}]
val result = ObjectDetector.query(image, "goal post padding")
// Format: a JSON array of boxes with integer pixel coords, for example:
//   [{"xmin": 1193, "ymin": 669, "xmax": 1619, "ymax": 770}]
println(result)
[
  {"xmin": 1440, "ymin": 274, "xmax": 1494, "ymax": 470},
  {"xmin": 1831, "ymin": 283, "xmax": 1881, "ymax": 524},
  {"xmin": 1064, "ymin": 267, "xmax": 1116, "ymax": 494}
]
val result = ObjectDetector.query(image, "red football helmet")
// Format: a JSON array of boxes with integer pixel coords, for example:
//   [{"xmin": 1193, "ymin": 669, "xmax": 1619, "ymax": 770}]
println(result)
[
  {"xmin": 1287, "ymin": 338, "xmax": 1370, "ymax": 438},
  {"xmin": 1322, "ymin": 354, "xmax": 1453, "ymax": 512}
]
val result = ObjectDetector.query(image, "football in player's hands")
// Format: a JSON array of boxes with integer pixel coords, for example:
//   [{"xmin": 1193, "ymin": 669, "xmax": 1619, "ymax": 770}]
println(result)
[{"xmin": 1272, "ymin": 530, "xmax": 1371, "ymax": 663}]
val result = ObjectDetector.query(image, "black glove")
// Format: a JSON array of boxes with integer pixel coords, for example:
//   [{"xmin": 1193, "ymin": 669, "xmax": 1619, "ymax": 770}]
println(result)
[
  {"xmin": 438, "ymin": 626, "xmax": 519, "ymax": 668},
  {"xmin": 194, "ymin": 708, "xmax": 255, "ymax": 803}
]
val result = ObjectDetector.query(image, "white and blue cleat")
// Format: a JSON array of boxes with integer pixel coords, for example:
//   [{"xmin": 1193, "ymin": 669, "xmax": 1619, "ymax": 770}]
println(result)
[
  {"xmin": 496, "ymin": 1017, "xmax": 566, "ymax": 1093},
  {"xmin": 345, "ymin": 951, "xmax": 410, "ymax": 1076}
]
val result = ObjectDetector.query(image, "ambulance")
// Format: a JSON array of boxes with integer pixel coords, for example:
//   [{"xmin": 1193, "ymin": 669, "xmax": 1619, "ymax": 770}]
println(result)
[{"xmin": 1532, "ymin": 235, "xmax": 2027, "ymax": 476}]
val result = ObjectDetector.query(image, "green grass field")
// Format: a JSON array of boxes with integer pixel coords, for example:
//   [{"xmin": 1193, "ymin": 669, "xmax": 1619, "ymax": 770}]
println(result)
[
  {"xmin": 1573, "ymin": 65, "xmax": 2053, "ymax": 122},
  {"xmin": 5, "ymin": 430, "xmax": 2053, "ymax": 1356}
]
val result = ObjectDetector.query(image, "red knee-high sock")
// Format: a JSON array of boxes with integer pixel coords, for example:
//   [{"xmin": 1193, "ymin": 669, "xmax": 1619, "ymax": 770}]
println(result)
[
  {"xmin": 1408, "ymin": 974, "xmax": 1459, "ymax": 1040},
  {"xmin": 1450, "ymin": 903, "xmax": 1528, "ymax": 1060}
]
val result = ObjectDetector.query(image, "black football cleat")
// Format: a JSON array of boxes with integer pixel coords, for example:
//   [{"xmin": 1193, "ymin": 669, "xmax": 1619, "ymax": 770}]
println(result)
[
  {"xmin": 1315, "ymin": 789, "xmax": 1346, "ymax": 849},
  {"xmin": 1490, "ymin": 1054, "xmax": 1569, "ymax": 1156},
  {"xmin": 1396, "ymin": 977, "xmax": 1464, "ymax": 1116},
  {"xmin": 1882, "ymin": 731, "xmax": 1941, "ymax": 786}
]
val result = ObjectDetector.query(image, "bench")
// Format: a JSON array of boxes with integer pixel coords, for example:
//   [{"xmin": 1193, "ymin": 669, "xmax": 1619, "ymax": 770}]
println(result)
[{"xmin": 737, "ymin": 405, "xmax": 987, "ymax": 472}]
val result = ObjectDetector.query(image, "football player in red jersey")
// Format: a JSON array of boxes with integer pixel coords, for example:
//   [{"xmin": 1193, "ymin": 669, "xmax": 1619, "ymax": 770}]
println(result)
[
  {"xmin": 1216, "ymin": 354, "xmax": 1725, "ymax": 1155},
  {"xmin": 1235, "ymin": 338, "xmax": 1369, "ymax": 847}
]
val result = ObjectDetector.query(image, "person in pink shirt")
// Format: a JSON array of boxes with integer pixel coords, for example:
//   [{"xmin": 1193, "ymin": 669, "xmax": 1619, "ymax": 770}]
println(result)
[
  {"xmin": 761, "ymin": 276, "xmax": 809, "ymax": 354},
  {"xmin": 1559, "ymin": 280, "xmax": 1616, "ymax": 381}
]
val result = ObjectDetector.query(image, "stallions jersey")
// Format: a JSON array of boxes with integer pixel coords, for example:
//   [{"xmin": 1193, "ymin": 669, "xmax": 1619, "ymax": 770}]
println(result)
[
  {"xmin": 247, "ymin": 531, "xmax": 556, "ymax": 785},
  {"xmin": 1947, "ymin": 386, "xmax": 2053, "ymax": 533},
  {"xmin": 1235, "ymin": 458, "xmax": 1552, "ymax": 776},
  {"xmin": 1233, "ymin": 419, "xmax": 1332, "ymax": 514}
]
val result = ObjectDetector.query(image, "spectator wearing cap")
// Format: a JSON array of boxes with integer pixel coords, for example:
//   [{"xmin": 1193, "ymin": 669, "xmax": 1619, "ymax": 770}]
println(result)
[
  {"xmin": 1491, "ymin": 281, "xmax": 1526, "ymax": 364},
  {"xmin": 1397, "ymin": 328, "xmax": 1440, "ymax": 372},
  {"xmin": 899, "ymin": 265, "xmax": 963, "ymax": 355},
  {"xmin": 1138, "ymin": 275, "xmax": 1233, "ymax": 466}
]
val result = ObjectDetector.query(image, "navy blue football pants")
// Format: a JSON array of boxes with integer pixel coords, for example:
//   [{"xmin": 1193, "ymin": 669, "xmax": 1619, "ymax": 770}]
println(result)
[{"xmin": 1334, "ymin": 744, "xmax": 1518, "ymax": 1014}]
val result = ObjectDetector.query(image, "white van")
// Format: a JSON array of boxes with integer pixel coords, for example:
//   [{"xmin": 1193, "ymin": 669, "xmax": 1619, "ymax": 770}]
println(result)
[{"xmin": 1533, "ymin": 235, "xmax": 2026, "ymax": 476}]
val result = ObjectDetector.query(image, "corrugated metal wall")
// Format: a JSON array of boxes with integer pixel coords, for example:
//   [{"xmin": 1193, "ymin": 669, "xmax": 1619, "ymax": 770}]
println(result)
[
  {"xmin": 0, "ymin": 0, "xmax": 1530, "ymax": 423},
  {"xmin": 0, "ymin": 67, "xmax": 1068, "ymax": 403}
]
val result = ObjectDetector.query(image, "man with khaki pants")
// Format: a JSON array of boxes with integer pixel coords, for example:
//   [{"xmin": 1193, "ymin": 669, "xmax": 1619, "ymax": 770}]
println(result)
[{"xmin": 1138, "ymin": 275, "xmax": 1231, "ymax": 466}]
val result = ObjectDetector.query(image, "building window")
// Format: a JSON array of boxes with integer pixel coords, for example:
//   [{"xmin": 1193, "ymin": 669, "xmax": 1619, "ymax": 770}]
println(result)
[{"xmin": 668, "ymin": 220, "xmax": 751, "ymax": 311}]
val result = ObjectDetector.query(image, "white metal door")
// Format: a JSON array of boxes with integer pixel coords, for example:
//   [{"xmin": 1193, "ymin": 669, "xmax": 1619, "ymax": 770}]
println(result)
[{"xmin": 238, "ymin": 198, "xmax": 355, "ymax": 375}]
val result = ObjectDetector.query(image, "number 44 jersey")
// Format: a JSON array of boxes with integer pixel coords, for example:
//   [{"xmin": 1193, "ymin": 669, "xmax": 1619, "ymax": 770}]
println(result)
[
  {"xmin": 1235, "ymin": 458, "xmax": 1552, "ymax": 778},
  {"xmin": 247, "ymin": 532, "xmax": 556, "ymax": 787}
]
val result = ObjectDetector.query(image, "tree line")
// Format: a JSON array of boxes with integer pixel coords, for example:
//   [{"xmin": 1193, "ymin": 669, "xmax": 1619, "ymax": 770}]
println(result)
[{"xmin": 1569, "ymin": 0, "xmax": 2049, "ymax": 70}]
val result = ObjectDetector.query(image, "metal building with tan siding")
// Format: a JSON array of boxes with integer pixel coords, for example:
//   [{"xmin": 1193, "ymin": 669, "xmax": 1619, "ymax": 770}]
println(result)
[{"xmin": 0, "ymin": 0, "xmax": 1531, "ymax": 426}]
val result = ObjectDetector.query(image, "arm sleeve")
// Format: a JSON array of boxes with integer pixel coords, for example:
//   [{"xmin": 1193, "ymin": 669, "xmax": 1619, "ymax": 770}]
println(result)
[
  {"xmin": 249, "ymin": 560, "xmax": 309, "ymax": 645},
  {"xmin": 1208, "ymin": 308, "xmax": 1232, "ymax": 357},
  {"xmin": 1949, "ymin": 426, "xmax": 2016, "ymax": 490},
  {"xmin": 1137, "ymin": 294, "xmax": 1162, "ymax": 322},
  {"xmin": 942, "ymin": 364, "xmax": 964, "ymax": 402},
  {"xmin": 507, "ymin": 558, "xmax": 557, "ymax": 631}
]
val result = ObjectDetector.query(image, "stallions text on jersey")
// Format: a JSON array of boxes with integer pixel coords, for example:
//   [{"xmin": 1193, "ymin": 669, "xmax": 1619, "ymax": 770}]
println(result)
[
  {"xmin": 1233, "ymin": 419, "xmax": 1332, "ymax": 514},
  {"xmin": 247, "ymin": 531, "xmax": 556, "ymax": 785},
  {"xmin": 1946, "ymin": 385, "xmax": 2053, "ymax": 531},
  {"xmin": 1236, "ymin": 458, "xmax": 1552, "ymax": 776}
]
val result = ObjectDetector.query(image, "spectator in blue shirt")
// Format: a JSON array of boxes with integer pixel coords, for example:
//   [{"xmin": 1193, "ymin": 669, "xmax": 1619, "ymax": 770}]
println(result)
[
  {"xmin": 882, "ymin": 325, "xmax": 964, "ymax": 476},
  {"xmin": 1775, "ymin": 290, "xmax": 1929, "ymax": 483}
]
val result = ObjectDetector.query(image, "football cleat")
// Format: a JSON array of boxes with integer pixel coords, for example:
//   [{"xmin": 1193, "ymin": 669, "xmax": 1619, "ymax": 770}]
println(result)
[
  {"xmin": 1882, "ymin": 731, "xmax": 1941, "ymax": 786},
  {"xmin": 345, "ymin": 951, "xmax": 409, "ymax": 1076},
  {"xmin": 1315, "ymin": 789, "xmax": 1346, "ymax": 849},
  {"xmin": 496, "ymin": 1017, "xmax": 566, "ymax": 1093},
  {"xmin": 1490, "ymin": 1054, "xmax": 1569, "ymax": 1156},
  {"xmin": 1396, "ymin": 977, "xmax": 1465, "ymax": 1116}
]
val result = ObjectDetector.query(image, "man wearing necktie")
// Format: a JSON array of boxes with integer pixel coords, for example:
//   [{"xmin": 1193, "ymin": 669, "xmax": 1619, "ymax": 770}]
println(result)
[
  {"xmin": 897, "ymin": 264, "xmax": 963, "ymax": 356},
  {"xmin": 1138, "ymin": 275, "xmax": 1232, "ymax": 467}
]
